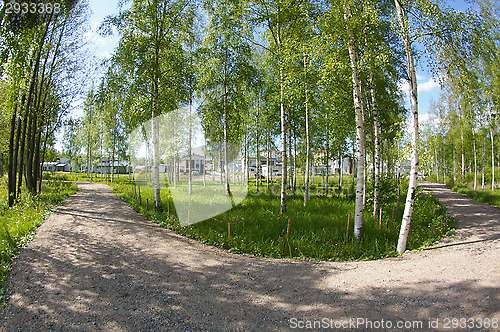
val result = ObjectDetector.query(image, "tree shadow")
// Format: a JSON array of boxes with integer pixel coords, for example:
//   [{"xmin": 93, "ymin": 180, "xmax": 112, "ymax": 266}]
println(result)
[
  {"xmin": 1, "ymin": 182, "xmax": 498, "ymax": 331},
  {"xmin": 420, "ymin": 182, "xmax": 500, "ymax": 243}
]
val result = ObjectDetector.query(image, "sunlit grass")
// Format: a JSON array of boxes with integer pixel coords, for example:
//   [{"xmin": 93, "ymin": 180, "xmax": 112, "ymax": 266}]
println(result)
[
  {"xmin": 453, "ymin": 185, "xmax": 500, "ymax": 207},
  {"xmin": 65, "ymin": 172, "xmax": 455, "ymax": 261}
]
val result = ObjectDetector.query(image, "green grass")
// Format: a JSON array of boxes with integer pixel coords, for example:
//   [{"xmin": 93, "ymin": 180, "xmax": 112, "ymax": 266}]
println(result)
[
  {"xmin": 452, "ymin": 185, "xmax": 500, "ymax": 207},
  {"xmin": 61, "ymin": 172, "xmax": 455, "ymax": 261},
  {"xmin": 0, "ymin": 176, "xmax": 78, "ymax": 303}
]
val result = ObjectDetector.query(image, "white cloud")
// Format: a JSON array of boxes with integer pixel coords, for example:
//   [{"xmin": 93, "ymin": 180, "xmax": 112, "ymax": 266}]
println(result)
[
  {"xmin": 83, "ymin": 20, "xmax": 119, "ymax": 59},
  {"xmin": 398, "ymin": 80, "xmax": 410, "ymax": 94},
  {"xmin": 398, "ymin": 75, "xmax": 441, "ymax": 94},
  {"xmin": 418, "ymin": 76, "xmax": 440, "ymax": 92},
  {"xmin": 419, "ymin": 112, "xmax": 437, "ymax": 123}
]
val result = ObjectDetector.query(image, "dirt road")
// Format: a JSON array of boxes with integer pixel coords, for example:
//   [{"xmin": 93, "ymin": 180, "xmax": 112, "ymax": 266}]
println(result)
[{"xmin": 1, "ymin": 182, "xmax": 498, "ymax": 331}]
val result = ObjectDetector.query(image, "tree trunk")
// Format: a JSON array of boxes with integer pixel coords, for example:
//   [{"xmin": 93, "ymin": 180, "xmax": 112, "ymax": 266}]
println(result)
[
  {"xmin": 491, "ymin": 127, "xmax": 495, "ymax": 190},
  {"xmin": 256, "ymin": 99, "xmax": 260, "ymax": 192},
  {"xmin": 8, "ymin": 103, "xmax": 18, "ymax": 206},
  {"xmin": 288, "ymin": 125, "xmax": 293, "ymax": 195},
  {"xmin": 325, "ymin": 139, "xmax": 329, "ymax": 196},
  {"xmin": 371, "ymin": 75, "xmax": 380, "ymax": 218},
  {"xmin": 189, "ymin": 96, "xmax": 193, "ymax": 195},
  {"xmin": 304, "ymin": 53, "xmax": 310, "ymax": 206},
  {"xmin": 33, "ymin": 120, "xmax": 43, "ymax": 194},
  {"xmin": 26, "ymin": 113, "xmax": 37, "ymax": 193},
  {"xmin": 435, "ymin": 141, "xmax": 439, "ymax": 183},
  {"xmin": 279, "ymin": 58, "xmax": 287, "ymax": 214},
  {"xmin": 152, "ymin": 82, "xmax": 161, "ymax": 208},
  {"xmin": 453, "ymin": 142, "xmax": 456, "ymax": 183},
  {"xmin": 111, "ymin": 138, "xmax": 115, "ymax": 183},
  {"xmin": 482, "ymin": 138, "xmax": 485, "ymax": 189},
  {"xmin": 395, "ymin": 0, "xmax": 420, "ymax": 254},
  {"xmin": 292, "ymin": 127, "xmax": 296, "ymax": 195},
  {"xmin": 461, "ymin": 129, "xmax": 465, "ymax": 184},
  {"xmin": 344, "ymin": 6, "xmax": 365, "ymax": 240},
  {"xmin": 223, "ymin": 46, "xmax": 232, "ymax": 202},
  {"xmin": 38, "ymin": 124, "xmax": 50, "ymax": 193},
  {"xmin": 339, "ymin": 150, "xmax": 343, "ymax": 190},
  {"xmin": 17, "ymin": 105, "xmax": 30, "ymax": 198},
  {"xmin": 473, "ymin": 129, "xmax": 477, "ymax": 190},
  {"xmin": 266, "ymin": 133, "xmax": 270, "ymax": 189}
]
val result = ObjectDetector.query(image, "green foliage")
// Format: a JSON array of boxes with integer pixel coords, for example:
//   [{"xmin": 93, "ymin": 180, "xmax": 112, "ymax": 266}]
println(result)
[
  {"xmin": 365, "ymin": 176, "xmax": 399, "ymax": 208},
  {"xmin": 0, "ymin": 177, "xmax": 77, "ymax": 303},
  {"xmin": 406, "ymin": 191, "xmax": 457, "ymax": 249}
]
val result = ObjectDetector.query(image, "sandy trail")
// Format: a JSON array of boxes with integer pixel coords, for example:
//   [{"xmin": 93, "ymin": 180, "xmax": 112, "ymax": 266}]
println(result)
[{"xmin": 1, "ymin": 181, "xmax": 498, "ymax": 331}]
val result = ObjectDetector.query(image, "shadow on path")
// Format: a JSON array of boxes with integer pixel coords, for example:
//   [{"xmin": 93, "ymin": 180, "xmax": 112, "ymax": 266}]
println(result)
[
  {"xmin": 1, "ymin": 182, "xmax": 498, "ymax": 331},
  {"xmin": 420, "ymin": 181, "xmax": 500, "ymax": 243}
]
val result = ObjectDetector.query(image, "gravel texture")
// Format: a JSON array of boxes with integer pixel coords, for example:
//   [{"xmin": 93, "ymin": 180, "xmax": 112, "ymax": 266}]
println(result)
[{"xmin": 0, "ymin": 181, "xmax": 499, "ymax": 331}]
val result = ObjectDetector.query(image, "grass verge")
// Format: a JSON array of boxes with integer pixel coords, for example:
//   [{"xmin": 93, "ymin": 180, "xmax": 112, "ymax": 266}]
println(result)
[
  {"xmin": 60, "ymin": 172, "xmax": 455, "ymax": 261},
  {"xmin": 0, "ymin": 177, "xmax": 78, "ymax": 304},
  {"xmin": 452, "ymin": 185, "xmax": 500, "ymax": 207}
]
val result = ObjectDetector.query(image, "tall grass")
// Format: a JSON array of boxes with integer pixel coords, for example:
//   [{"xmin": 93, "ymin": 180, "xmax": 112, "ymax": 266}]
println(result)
[
  {"xmin": 49, "ymin": 172, "xmax": 455, "ymax": 260},
  {"xmin": 453, "ymin": 186, "xmax": 500, "ymax": 207},
  {"xmin": 95, "ymin": 174, "xmax": 455, "ymax": 261},
  {"xmin": 0, "ymin": 176, "xmax": 77, "ymax": 303}
]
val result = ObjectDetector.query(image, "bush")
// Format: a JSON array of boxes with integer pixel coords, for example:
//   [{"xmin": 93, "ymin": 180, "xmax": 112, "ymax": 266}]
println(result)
[{"xmin": 365, "ymin": 176, "xmax": 399, "ymax": 208}]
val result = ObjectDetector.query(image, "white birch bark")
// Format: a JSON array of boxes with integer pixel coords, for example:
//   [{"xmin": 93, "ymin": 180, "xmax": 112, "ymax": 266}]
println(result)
[
  {"xmin": 152, "ymin": 110, "xmax": 161, "ymax": 208},
  {"xmin": 293, "ymin": 134, "xmax": 297, "ymax": 193},
  {"xmin": 266, "ymin": 137, "xmax": 270, "ymax": 189},
  {"xmin": 256, "ymin": 98, "xmax": 260, "ymax": 192},
  {"xmin": 371, "ymin": 75, "xmax": 380, "ymax": 218},
  {"xmin": 344, "ymin": 6, "xmax": 365, "ymax": 240},
  {"xmin": 395, "ymin": 0, "xmax": 419, "ymax": 254},
  {"xmin": 435, "ymin": 143, "xmax": 439, "ymax": 182},
  {"xmin": 111, "ymin": 141, "xmax": 115, "ymax": 183},
  {"xmin": 491, "ymin": 127, "xmax": 495, "ymax": 190},
  {"xmin": 278, "ymin": 17, "xmax": 287, "ymax": 215},
  {"xmin": 339, "ymin": 150, "xmax": 343, "ymax": 190},
  {"xmin": 482, "ymin": 139, "xmax": 485, "ymax": 189},
  {"xmin": 223, "ymin": 45, "xmax": 232, "ymax": 202},
  {"xmin": 473, "ymin": 129, "xmax": 477, "ymax": 190},
  {"xmin": 304, "ymin": 53, "xmax": 310, "ymax": 206},
  {"xmin": 453, "ymin": 143, "xmax": 456, "ymax": 183},
  {"xmin": 461, "ymin": 129, "xmax": 465, "ymax": 183},
  {"xmin": 189, "ymin": 96, "xmax": 193, "ymax": 195}
]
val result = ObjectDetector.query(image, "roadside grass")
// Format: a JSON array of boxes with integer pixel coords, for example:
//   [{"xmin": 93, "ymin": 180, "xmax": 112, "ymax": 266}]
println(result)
[
  {"xmin": 452, "ymin": 185, "xmax": 500, "ymax": 208},
  {"xmin": 61, "ymin": 172, "xmax": 455, "ymax": 261},
  {"xmin": 0, "ymin": 176, "xmax": 77, "ymax": 303}
]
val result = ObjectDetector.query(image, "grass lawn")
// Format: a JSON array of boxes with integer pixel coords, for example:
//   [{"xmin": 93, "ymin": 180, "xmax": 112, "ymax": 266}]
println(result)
[{"xmin": 65, "ymin": 171, "xmax": 455, "ymax": 261}]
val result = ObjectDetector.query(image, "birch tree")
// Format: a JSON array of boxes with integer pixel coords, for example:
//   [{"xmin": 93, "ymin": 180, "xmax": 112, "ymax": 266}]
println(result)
[
  {"xmin": 343, "ymin": 1, "xmax": 366, "ymax": 240},
  {"xmin": 394, "ymin": 0, "xmax": 419, "ymax": 254},
  {"xmin": 105, "ymin": 0, "xmax": 195, "ymax": 208}
]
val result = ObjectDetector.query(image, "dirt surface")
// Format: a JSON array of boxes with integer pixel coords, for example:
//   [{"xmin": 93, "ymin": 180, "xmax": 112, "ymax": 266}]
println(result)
[{"xmin": 0, "ymin": 181, "xmax": 499, "ymax": 331}]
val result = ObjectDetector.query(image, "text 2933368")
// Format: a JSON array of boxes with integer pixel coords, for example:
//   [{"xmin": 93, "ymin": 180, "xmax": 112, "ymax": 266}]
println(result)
[{"xmin": 4, "ymin": 1, "xmax": 62, "ymax": 15}]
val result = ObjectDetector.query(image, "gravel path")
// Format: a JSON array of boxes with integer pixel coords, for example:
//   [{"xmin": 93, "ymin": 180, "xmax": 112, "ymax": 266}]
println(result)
[{"xmin": 0, "ymin": 182, "xmax": 499, "ymax": 331}]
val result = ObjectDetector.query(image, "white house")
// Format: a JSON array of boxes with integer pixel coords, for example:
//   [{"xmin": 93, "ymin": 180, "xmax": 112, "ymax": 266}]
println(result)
[
  {"xmin": 41, "ymin": 157, "xmax": 71, "ymax": 172},
  {"xmin": 179, "ymin": 153, "xmax": 206, "ymax": 174},
  {"xmin": 96, "ymin": 160, "xmax": 132, "ymax": 174}
]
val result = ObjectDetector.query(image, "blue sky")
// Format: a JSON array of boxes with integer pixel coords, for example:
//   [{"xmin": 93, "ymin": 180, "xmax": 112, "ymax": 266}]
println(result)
[{"xmin": 84, "ymin": 0, "xmax": 121, "ymax": 62}]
